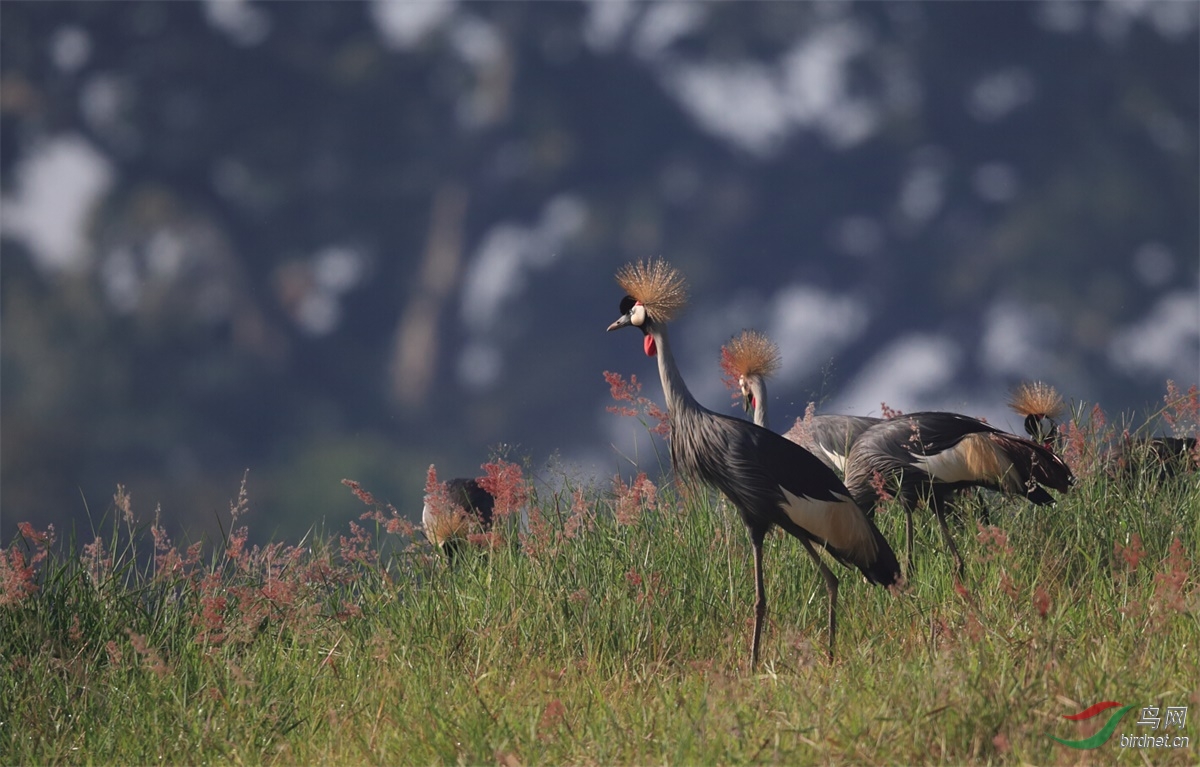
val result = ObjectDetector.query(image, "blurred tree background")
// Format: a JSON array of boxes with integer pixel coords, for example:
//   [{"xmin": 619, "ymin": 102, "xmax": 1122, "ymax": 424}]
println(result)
[{"xmin": 2, "ymin": 1, "xmax": 1196, "ymax": 545}]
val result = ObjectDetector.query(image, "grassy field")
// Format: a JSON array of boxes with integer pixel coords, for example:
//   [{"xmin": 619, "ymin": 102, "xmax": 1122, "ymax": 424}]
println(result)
[{"xmin": 2, "ymin": 402, "xmax": 1198, "ymax": 765}]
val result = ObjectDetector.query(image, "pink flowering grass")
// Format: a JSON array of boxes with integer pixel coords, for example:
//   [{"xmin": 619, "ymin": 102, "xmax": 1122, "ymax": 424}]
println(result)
[
  {"xmin": 603, "ymin": 370, "xmax": 670, "ymax": 438},
  {"xmin": 477, "ymin": 458, "xmax": 529, "ymax": 519},
  {"xmin": 2, "ymin": 394, "xmax": 1199, "ymax": 765}
]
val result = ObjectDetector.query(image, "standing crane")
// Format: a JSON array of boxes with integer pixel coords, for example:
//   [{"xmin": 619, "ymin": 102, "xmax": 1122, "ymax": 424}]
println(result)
[
  {"xmin": 422, "ymin": 476, "xmax": 495, "ymax": 562},
  {"xmin": 843, "ymin": 411, "xmax": 1073, "ymax": 576},
  {"xmin": 720, "ymin": 329, "xmax": 881, "ymax": 474},
  {"xmin": 607, "ymin": 260, "xmax": 900, "ymax": 665}
]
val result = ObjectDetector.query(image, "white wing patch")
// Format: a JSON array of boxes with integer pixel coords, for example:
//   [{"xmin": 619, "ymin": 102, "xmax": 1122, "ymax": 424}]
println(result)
[
  {"xmin": 819, "ymin": 446, "xmax": 848, "ymax": 473},
  {"xmin": 910, "ymin": 433, "xmax": 1014, "ymax": 485},
  {"xmin": 778, "ymin": 487, "xmax": 878, "ymax": 560},
  {"xmin": 911, "ymin": 447, "xmax": 975, "ymax": 483}
]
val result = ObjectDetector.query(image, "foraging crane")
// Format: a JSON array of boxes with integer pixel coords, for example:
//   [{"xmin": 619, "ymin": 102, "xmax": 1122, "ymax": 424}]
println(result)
[
  {"xmin": 607, "ymin": 260, "xmax": 900, "ymax": 665},
  {"xmin": 720, "ymin": 329, "xmax": 881, "ymax": 474},
  {"xmin": 1009, "ymin": 381, "xmax": 1196, "ymax": 480},
  {"xmin": 422, "ymin": 477, "xmax": 494, "ymax": 561},
  {"xmin": 843, "ymin": 411, "xmax": 1073, "ymax": 576}
]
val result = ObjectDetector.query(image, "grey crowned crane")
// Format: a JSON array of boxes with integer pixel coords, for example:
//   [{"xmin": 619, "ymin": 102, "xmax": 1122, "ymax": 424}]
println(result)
[
  {"xmin": 607, "ymin": 260, "xmax": 900, "ymax": 665},
  {"xmin": 1008, "ymin": 381, "xmax": 1067, "ymax": 449},
  {"xmin": 843, "ymin": 411, "xmax": 1074, "ymax": 576},
  {"xmin": 1010, "ymin": 381, "xmax": 1197, "ymax": 481},
  {"xmin": 422, "ymin": 476, "xmax": 495, "ymax": 561},
  {"xmin": 720, "ymin": 329, "xmax": 881, "ymax": 475}
]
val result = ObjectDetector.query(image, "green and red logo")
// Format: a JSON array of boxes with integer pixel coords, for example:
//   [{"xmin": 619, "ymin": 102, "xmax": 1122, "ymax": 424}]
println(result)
[{"xmin": 1051, "ymin": 701, "xmax": 1134, "ymax": 749}]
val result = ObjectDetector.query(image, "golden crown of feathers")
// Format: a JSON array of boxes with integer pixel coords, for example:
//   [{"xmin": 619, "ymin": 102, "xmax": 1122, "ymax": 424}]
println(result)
[
  {"xmin": 721, "ymin": 329, "xmax": 782, "ymax": 380},
  {"xmin": 615, "ymin": 259, "xmax": 689, "ymax": 322},
  {"xmin": 1008, "ymin": 381, "xmax": 1065, "ymax": 419}
]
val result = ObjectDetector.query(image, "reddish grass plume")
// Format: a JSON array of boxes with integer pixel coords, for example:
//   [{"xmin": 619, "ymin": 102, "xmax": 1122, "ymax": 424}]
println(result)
[{"xmin": 604, "ymin": 370, "xmax": 670, "ymax": 437}]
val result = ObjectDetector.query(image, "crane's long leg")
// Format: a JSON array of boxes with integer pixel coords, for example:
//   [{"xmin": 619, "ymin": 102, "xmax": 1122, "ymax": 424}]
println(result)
[
  {"xmin": 896, "ymin": 487, "xmax": 917, "ymax": 578},
  {"xmin": 930, "ymin": 490, "xmax": 965, "ymax": 577},
  {"xmin": 903, "ymin": 506, "xmax": 914, "ymax": 576},
  {"xmin": 749, "ymin": 526, "xmax": 768, "ymax": 669},
  {"xmin": 796, "ymin": 538, "xmax": 839, "ymax": 663}
]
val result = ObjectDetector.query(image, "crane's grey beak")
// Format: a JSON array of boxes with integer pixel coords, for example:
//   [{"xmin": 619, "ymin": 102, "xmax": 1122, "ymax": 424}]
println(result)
[
  {"xmin": 607, "ymin": 314, "xmax": 632, "ymax": 332},
  {"xmin": 741, "ymin": 393, "xmax": 753, "ymax": 415}
]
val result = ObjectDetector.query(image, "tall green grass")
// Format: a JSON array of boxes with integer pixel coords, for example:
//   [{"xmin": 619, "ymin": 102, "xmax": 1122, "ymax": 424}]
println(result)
[{"xmin": 2, "ymin": 413, "xmax": 1197, "ymax": 765}]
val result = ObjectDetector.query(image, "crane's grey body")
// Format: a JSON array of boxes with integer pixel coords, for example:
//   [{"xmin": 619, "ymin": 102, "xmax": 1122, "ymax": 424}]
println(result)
[
  {"xmin": 844, "ymin": 411, "xmax": 1073, "ymax": 574},
  {"xmin": 611, "ymin": 296, "xmax": 899, "ymax": 665},
  {"xmin": 787, "ymin": 415, "xmax": 882, "ymax": 475}
]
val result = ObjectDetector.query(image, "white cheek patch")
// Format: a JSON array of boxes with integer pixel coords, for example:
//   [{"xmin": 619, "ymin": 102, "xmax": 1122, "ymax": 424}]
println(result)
[{"xmin": 630, "ymin": 303, "xmax": 647, "ymax": 326}]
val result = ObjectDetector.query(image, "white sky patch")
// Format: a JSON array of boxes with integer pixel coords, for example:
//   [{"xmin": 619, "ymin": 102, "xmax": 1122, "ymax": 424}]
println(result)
[
  {"xmin": 457, "ymin": 340, "xmax": 503, "ymax": 391},
  {"xmin": 583, "ymin": 0, "xmax": 640, "ymax": 53},
  {"xmin": 830, "ymin": 215, "xmax": 884, "ymax": 258},
  {"xmin": 296, "ymin": 292, "xmax": 340, "ymax": 337},
  {"xmin": 766, "ymin": 285, "xmax": 868, "ymax": 385},
  {"xmin": 371, "ymin": 0, "xmax": 457, "ymax": 50},
  {"xmin": 967, "ymin": 66, "xmax": 1035, "ymax": 122},
  {"xmin": 780, "ymin": 20, "xmax": 878, "ymax": 148},
  {"xmin": 663, "ymin": 60, "xmax": 791, "ymax": 157},
  {"xmin": 1034, "ymin": 1, "xmax": 1089, "ymax": 34},
  {"xmin": 460, "ymin": 195, "xmax": 586, "ymax": 334},
  {"xmin": 1095, "ymin": 0, "xmax": 1198, "ymax": 44},
  {"xmin": 461, "ymin": 226, "xmax": 526, "ymax": 332},
  {"xmin": 1108, "ymin": 290, "xmax": 1200, "ymax": 384},
  {"xmin": 660, "ymin": 18, "xmax": 876, "ymax": 157},
  {"xmin": 1, "ymin": 133, "xmax": 113, "ymax": 274},
  {"xmin": 980, "ymin": 299, "xmax": 1061, "ymax": 378},
  {"xmin": 1132, "ymin": 242, "xmax": 1175, "ymax": 288},
  {"xmin": 51, "ymin": 26, "xmax": 91, "ymax": 72},
  {"xmin": 972, "ymin": 162, "xmax": 1020, "ymax": 203},
  {"xmin": 447, "ymin": 13, "xmax": 502, "ymax": 68},
  {"xmin": 633, "ymin": 2, "xmax": 706, "ymax": 60},
  {"xmin": 203, "ymin": 0, "xmax": 271, "ymax": 47},
  {"xmin": 99, "ymin": 248, "xmax": 139, "ymax": 314},
  {"xmin": 458, "ymin": 196, "xmax": 587, "ymax": 389},
  {"xmin": 313, "ymin": 245, "xmax": 367, "ymax": 294},
  {"xmin": 898, "ymin": 162, "xmax": 946, "ymax": 225},
  {"xmin": 833, "ymin": 333, "xmax": 962, "ymax": 416}
]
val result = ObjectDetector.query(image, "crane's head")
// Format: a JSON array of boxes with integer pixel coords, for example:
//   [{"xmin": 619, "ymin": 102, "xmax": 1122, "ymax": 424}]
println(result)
[
  {"xmin": 719, "ymin": 329, "xmax": 781, "ymax": 413},
  {"xmin": 606, "ymin": 259, "xmax": 688, "ymax": 357},
  {"xmin": 1008, "ymin": 381, "xmax": 1065, "ymax": 448}
]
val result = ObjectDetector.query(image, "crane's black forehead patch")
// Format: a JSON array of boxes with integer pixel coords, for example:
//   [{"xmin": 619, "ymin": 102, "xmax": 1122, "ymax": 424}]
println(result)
[{"xmin": 619, "ymin": 295, "xmax": 636, "ymax": 314}]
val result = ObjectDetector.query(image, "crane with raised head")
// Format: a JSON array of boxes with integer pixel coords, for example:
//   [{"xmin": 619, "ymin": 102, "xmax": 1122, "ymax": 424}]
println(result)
[
  {"xmin": 843, "ymin": 411, "xmax": 1073, "ymax": 576},
  {"xmin": 720, "ymin": 329, "xmax": 881, "ymax": 475},
  {"xmin": 607, "ymin": 260, "xmax": 900, "ymax": 665}
]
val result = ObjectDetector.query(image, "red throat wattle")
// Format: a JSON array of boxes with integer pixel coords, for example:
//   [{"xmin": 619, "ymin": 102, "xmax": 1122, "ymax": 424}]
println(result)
[{"xmin": 643, "ymin": 335, "xmax": 657, "ymax": 357}]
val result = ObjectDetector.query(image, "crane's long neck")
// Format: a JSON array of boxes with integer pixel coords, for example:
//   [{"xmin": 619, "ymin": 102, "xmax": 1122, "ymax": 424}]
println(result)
[
  {"xmin": 647, "ymin": 323, "xmax": 701, "ymax": 418},
  {"xmin": 748, "ymin": 375, "xmax": 769, "ymax": 430}
]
